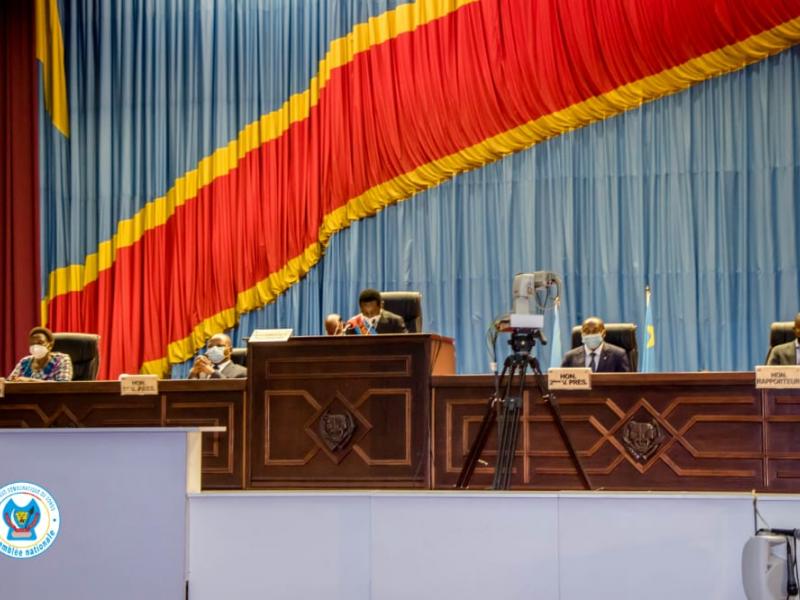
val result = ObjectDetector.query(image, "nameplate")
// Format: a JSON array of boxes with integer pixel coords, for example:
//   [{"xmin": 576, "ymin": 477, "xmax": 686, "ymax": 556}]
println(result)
[
  {"xmin": 119, "ymin": 374, "xmax": 159, "ymax": 395},
  {"xmin": 755, "ymin": 366, "xmax": 800, "ymax": 389},
  {"xmin": 0, "ymin": 378, "xmax": 4, "ymax": 398},
  {"xmin": 249, "ymin": 328, "xmax": 293, "ymax": 342},
  {"xmin": 547, "ymin": 368, "xmax": 592, "ymax": 390}
]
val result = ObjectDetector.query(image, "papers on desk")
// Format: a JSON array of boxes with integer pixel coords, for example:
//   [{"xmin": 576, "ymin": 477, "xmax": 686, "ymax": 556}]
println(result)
[{"xmin": 249, "ymin": 329, "xmax": 293, "ymax": 343}]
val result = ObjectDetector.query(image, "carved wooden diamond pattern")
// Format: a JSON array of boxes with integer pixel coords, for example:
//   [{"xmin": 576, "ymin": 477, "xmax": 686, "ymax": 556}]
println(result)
[
  {"xmin": 600, "ymin": 398, "xmax": 680, "ymax": 473},
  {"xmin": 0, "ymin": 403, "xmax": 83, "ymax": 428},
  {"xmin": 304, "ymin": 392, "xmax": 372, "ymax": 464},
  {"xmin": 573, "ymin": 396, "xmax": 760, "ymax": 477}
]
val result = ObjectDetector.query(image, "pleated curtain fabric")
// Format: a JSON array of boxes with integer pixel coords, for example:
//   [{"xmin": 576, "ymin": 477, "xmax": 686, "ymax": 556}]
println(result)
[{"xmin": 36, "ymin": 0, "xmax": 800, "ymax": 377}]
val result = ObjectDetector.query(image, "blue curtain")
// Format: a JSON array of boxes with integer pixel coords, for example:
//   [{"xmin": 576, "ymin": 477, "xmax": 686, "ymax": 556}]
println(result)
[
  {"xmin": 40, "ymin": 0, "xmax": 415, "ymax": 285},
  {"xmin": 173, "ymin": 45, "xmax": 800, "ymax": 377}
]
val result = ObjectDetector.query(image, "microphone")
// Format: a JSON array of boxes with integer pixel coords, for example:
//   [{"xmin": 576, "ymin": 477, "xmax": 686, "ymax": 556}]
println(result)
[{"xmin": 346, "ymin": 314, "xmax": 373, "ymax": 335}]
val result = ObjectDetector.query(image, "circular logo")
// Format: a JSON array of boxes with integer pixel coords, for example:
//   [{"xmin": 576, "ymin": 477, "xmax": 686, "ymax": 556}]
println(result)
[{"xmin": 0, "ymin": 482, "xmax": 60, "ymax": 559}]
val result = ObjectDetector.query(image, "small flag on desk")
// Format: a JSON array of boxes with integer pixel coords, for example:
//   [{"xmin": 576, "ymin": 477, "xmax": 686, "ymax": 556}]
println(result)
[
  {"xmin": 345, "ymin": 314, "xmax": 376, "ymax": 335},
  {"xmin": 549, "ymin": 297, "xmax": 562, "ymax": 371},
  {"xmin": 641, "ymin": 286, "xmax": 656, "ymax": 372}
]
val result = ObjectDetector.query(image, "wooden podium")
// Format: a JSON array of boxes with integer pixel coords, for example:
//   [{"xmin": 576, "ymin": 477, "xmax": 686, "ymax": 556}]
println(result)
[{"xmin": 247, "ymin": 334, "xmax": 455, "ymax": 488}]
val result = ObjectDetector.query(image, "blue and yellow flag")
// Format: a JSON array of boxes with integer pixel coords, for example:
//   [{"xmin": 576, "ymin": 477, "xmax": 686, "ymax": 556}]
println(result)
[
  {"xmin": 641, "ymin": 286, "xmax": 656, "ymax": 372},
  {"xmin": 549, "ymin": 298, "xmax": 563, "ymax": 371}
]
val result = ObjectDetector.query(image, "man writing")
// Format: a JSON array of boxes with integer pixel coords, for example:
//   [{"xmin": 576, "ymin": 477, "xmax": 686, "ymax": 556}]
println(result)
[
  {"xmin": 189, "ymin": 333, "xmax": 247, "ymax": 379},
  {"xmin": 561, "ymin": 316, "xmax": 631, "ymax": 372},
  {"xmin": 345, "ymin": 289, "xmax": 407, "ymax": 334},
  {"xmin": 767, "ymin": 313, "xmax": 800, "ymax": 365}
]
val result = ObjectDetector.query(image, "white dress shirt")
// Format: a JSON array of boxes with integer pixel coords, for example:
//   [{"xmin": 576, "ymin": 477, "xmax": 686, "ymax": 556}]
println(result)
[{"xmin": 584, "ymin": 343, "xmax": 604, "ymax": 370}]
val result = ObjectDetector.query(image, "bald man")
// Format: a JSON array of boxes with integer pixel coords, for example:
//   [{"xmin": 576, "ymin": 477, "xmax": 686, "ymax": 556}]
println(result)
[
  {"xmin": 767, "ymin": 313, "xmax": 800, "ymax": 365},
  {"xmin": 324, "ymin": 313, "xmax": 345, "ymax": 336},
  {"xmin": 189, "ymin": 333, "xmax": 247, "ymax": 379},
  {"xmin": 561, "ymin": 316, "xmax": 631, "ymax": 372}
]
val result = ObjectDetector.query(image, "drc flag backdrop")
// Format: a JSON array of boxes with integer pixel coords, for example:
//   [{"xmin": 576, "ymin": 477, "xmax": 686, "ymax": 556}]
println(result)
[{"xmin": 36, "ymin": 0, "xmax": 800, "ymax": 378}]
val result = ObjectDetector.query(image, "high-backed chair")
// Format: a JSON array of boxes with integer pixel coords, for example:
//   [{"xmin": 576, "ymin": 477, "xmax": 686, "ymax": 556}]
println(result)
[
  {"xmin": 765, "ymin": 321, "xmax": 795, "ymax": 363},
  {"xmin": 570, "ymin": 323, "xmax": 638, "ymax": 372},
  {"xmin": 230, "ymin": 347, "xmax": 248, "ymax": 366},
  {"xmin": 381, "ymin": 291, "xmax": 423, "ymax": 333},
  {"xmin": 52, "ymin": 332, "xmax": 100, "ymax": 381}
]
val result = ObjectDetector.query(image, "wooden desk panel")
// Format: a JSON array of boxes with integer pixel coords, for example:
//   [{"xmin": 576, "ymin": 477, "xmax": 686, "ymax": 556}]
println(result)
[
  {"xmin": 248, "ymin": 334, "xmax": 454, "ymax": 488},
  {"xmin": 764, "ymin": 387, "xmax": 800, "ymax": 491},
  {"xmin": 3, "ymin": 370, "xmax": 799, "ymax": 492},
  {"xmin": 0, "ymin": 380, "xmax": 246, "ymax": 489},
  {"xmin": 432, "ymin": 373, "xmax": 785, "ymax": 492}
]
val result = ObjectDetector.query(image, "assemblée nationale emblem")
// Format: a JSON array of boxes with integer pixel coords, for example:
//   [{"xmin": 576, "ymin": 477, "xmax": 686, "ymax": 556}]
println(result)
[{"xmin": 0, "ymin": 482, "xmax": 60, "ymax": 559}]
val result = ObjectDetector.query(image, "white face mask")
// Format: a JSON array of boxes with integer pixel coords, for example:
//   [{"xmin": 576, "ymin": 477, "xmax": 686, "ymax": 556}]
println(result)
[
  {"xmin": 30, "ymin": 344, "xmax": 49, "ymax": 360},
  {"xmin": 206, "ymin": 346, "xmax": 226, "ymax": 365},
  {"xmin": 582, "ymin": 334, "xmax": 603, "ymax": 351}
]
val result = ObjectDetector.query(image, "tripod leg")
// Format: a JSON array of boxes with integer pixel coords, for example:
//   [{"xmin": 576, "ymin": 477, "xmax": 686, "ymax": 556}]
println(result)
[
  {"xmin": 455, "ymin": 398, "xmax": 497, "ymax": 488},
  {"xmin": 547, "ymin": 393, "xmax": 592, "ymax": 490},
  {"xmin": 491, "ymin": 362, "xmax": 516, "ymax": 489},
  {"xmin": 456, "ymin": 361, "xmax": 509, "ymax": 488},
  {"xmin": 492, "ymin": 362, "xmax": 525, "ymax": 490},
  {"xmin": 492, "ymin": 402, "xmax": 511, "ymax": 489},
  {"xmin": 528, "ymin": 357, "xmax": 593, "ymax": 490},
  {"xmin": 494, "ymin": 398, "xmax": 522, "ymax": 490}
]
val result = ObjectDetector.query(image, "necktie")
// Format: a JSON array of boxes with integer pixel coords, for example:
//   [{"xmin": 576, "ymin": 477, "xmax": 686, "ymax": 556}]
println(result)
[{"xmin": 589, "ymin": 352, "xmax": 597, "ymax": 372}]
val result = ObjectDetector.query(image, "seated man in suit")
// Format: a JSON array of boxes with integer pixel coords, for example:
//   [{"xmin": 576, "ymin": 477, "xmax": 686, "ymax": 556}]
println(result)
[
  {"xmin": 346, "ymin": 289, "xmax": 407, "ymax": 334},
  {"xmin": 324, "ymin": 313, "xmax": 345, "ymax": 336},
  {"xmin": 189, "ymin": 333, "xmax": 247, "ymax": 379},
  {"xmin": 767, "ymin": 312, "xmax": 800, "ymax": 365},
  {"xmin": 561, "ymin": 316, "xmax": 631, "ymax": 372}
]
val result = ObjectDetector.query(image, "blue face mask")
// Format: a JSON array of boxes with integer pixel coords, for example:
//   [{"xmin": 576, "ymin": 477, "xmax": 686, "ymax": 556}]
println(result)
[
  {"xmin": 582, "ymin": 333, "xmax": 603, "ymax": 351},
  {"xmin": 206, "ymin": 346, "xmax": 226, "ymax": 364}
]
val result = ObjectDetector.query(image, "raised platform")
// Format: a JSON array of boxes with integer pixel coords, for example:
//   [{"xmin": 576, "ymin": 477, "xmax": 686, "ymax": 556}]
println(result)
[{"xmin": 187, "ymin": 490, "xmax": 800, "ymax": 600}]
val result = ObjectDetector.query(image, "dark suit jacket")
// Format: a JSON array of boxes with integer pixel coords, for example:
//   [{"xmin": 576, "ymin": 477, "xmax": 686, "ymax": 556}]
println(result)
[
  {"xmin": 561, "ymin": 342, "xmax": 631, "ymax": 372},
  {"xmin": 375, "ymin": 309, "xmax": 408, "ymax": 334},
  {"xmin": 767, "ymin": 340, "xmax": 799, "ymax": 365},
  {"xmin": 346, "ymin": 310, "xmax": 408, "ymax": 335},
  {"xmin": 190, "ymin": 361, "xmax": 247, "ymax": 379}
]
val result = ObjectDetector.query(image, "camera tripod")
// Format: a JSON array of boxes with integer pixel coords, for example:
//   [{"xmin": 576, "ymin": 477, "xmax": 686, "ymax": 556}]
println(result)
[{"xmin": 456, "ymin": 330, "xmax": 592, "ymax": 490}]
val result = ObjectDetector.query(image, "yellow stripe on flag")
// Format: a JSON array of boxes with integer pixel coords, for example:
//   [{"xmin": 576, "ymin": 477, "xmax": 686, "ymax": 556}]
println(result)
[
  {"xmin": 41, "ymin": 0, "xmax": 479, "ymax": 314},
  {"xmin": 35, "ymin": 0, "xmax": 69, "ymax": 137}
]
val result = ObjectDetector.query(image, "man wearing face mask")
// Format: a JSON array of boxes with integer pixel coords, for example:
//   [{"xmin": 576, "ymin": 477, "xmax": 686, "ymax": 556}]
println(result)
[
  {"xmin": 8, "ymin": 326, "xmax": 73, "ymax": 382},
  {"xmin": 561, "ymin": 316, "xmax": 631, "ymax": 372},
  {"xmin": 345, "ymin": 289, "xmax": 407, "ymax": 335},
  {"xmin": 188, "ymin": 333, "xmax": 247, "ymax": 379}
]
